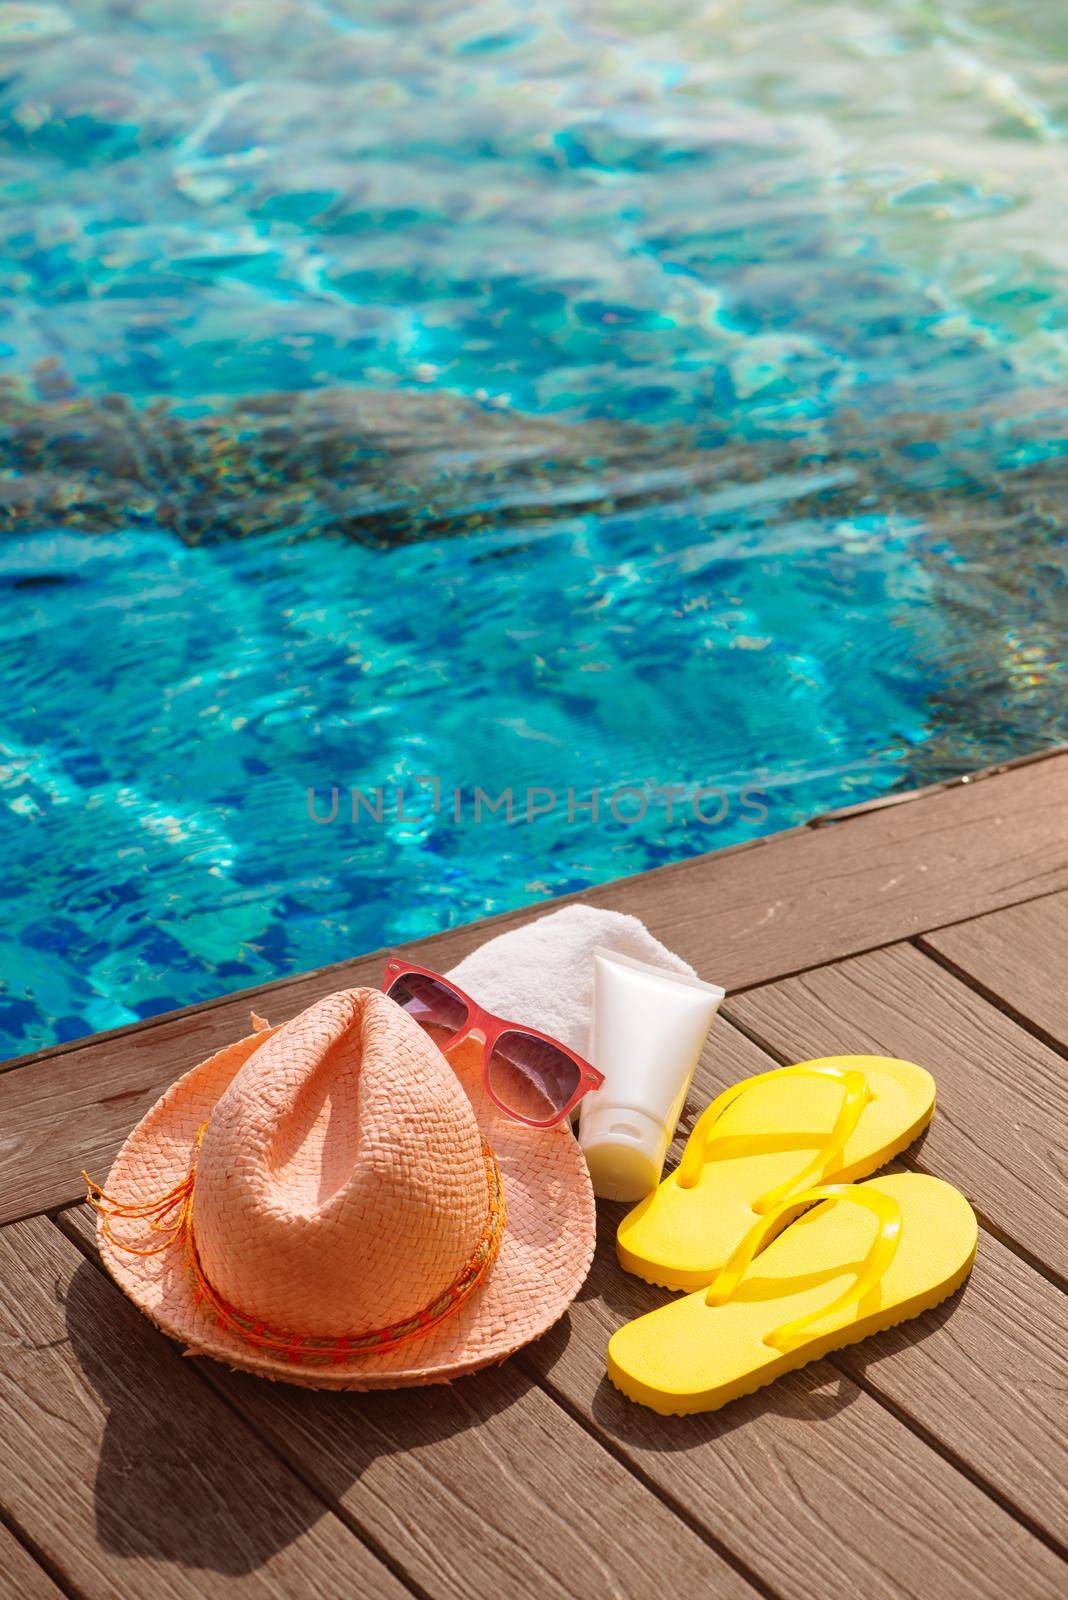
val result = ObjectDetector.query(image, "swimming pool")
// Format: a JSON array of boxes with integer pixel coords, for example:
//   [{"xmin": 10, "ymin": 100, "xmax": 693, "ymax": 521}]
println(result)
[{"xmin": 1, "ymin": 0, "xmax": 1066, "ymax": 1057}]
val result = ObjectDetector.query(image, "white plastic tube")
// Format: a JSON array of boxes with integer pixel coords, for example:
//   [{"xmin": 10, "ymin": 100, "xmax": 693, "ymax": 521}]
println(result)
[{"xmin": 579, "ymin": 948, "xmax": 724, "ymax": 1202}]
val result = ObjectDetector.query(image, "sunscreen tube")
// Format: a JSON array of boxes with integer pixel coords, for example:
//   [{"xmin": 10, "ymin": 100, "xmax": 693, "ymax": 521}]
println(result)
[{"xmin": 579, "ymin": 948, "xmax": 724, "ymax": 1202}]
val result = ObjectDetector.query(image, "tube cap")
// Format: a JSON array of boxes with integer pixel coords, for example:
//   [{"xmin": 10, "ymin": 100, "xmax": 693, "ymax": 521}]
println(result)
[{"xmin": 579, "ymin": 1105, "xmax": 669, "ymax": 1203}]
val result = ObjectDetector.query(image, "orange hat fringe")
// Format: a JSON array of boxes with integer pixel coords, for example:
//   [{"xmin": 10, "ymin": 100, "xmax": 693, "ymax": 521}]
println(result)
[{"xmin": 84, "ymin": 1129, "xmax": 506, "ymax": 1365}]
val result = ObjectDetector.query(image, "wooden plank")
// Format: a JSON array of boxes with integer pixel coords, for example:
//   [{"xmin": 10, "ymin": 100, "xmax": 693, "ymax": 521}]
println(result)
[
  {"xmin": 520, "ymin": 1205, "xmax": 1068, "ymax": 1600},
  {"xmin": 0, "ymin": 1216, "xmax": 410, "ymax": 1600},
  {"xmin": 60, "ymin": 1140, "xmax": 1068, "ymax": 1600},
  {"xmin": 833, "ymin": 1220, "xmax": 1068, "ymax": 1550},
  {"xmin": 589, "ymin": 750, "xmax": 1068, "ymax": 984},
  {"xmin": 0, "ymin": 1522, "xmax": 67, "ymax": 1600},
  {"xmin": 725, "ymin": 943, "xmax": 1068, "ymax": 1279},
  {"xmin": 4, "ymin": 752, "xmax": 1068, "ymax": 1224},
  {"xmin": 59, "ymin": 1207, "xmax": 758, "ymax": 1600},
  {"xmin": 194, "ymin": 1363, "xmax": 757, "ymax": 1600},
  {"xmin": 53, "ymin": 1021, "xmax": 1068, "ymax": 1596},
  {"xmin": 0, "ymin": 959, "xmax": 386, "ymax": 1226},
  {"xmin": 18, "ymin": 749, "xmax": 1068, "ymax": 1080},
  {"xmin": 680, "ymin": 1019, "xmax": 1068, "ymax": 1550},
  {"xmin": 920, "ymin": 890, "xmax": 1068, "ymax": 1050}
]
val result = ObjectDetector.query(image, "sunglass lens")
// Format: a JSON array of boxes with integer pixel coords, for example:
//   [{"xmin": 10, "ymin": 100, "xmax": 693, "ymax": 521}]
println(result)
[
  {"xmin": 386, "ymin": 972, "xmax": 469, "ymax": 1047},
  {"xmin": 486, "ymin": 1030, "xmax": 582, "ymax": 1125}
]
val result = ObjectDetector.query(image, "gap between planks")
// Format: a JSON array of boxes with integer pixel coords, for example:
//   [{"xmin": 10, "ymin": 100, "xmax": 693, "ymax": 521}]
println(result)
[
  {"xmin": 0, "ymin": 1508, "xmax": 74, "ymax": 1600},
  {"xmin": 4, "ymin": 742, "xmax": 1068, "ymax": 1083},
  {"xmin": 915, "ymin": 937, "xmax": 1068, "ymax": 1068},
  {"xmin": 724, "ymin": 943, "xmax": 1068, "ymax": 1300},
  {"xmin": 5, "ymin": 881, "xmax": 1066, "ymax": 1087},
  {"xmin": 49, "ymin": 991, "xmax": 1068, "ymax": 1591},
  {"xmin": 728, "ymin": 979, "xmax": 1068, "ymax": 1300},
  {"xmin": 52, "ymin": 1202, "xmax": 1066, "ymax": 1600},
  {"xmin": 49, "ymin": 1207, "xmax": 770, "ymax": 1600},
  {"xmin": 10, "ymin": 937, "xmax": 1068, "ymax": 1574}
]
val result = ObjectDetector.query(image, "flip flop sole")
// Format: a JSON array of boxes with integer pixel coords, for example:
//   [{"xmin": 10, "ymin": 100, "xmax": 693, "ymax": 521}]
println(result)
[
  {"xmin": 618, "ymin": 1106, "xmax": 936, "ymax": 1291},
  {"xmin": 617, "ymin": 1056, "xmax": 936, "ymax": 1291},
  {"xmin": 608, "ymin": 1249, "xmax": 976, "ymax": 1416},
  {"xmin": 607, "ymin": 1173, "xmax": 977, "ymax": 1416}
]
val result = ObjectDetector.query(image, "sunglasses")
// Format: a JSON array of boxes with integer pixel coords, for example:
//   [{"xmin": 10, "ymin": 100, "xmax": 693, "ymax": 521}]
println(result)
[{"xmin": 382, "ymin": 958, "xmax": 604, "ymax": 1128}]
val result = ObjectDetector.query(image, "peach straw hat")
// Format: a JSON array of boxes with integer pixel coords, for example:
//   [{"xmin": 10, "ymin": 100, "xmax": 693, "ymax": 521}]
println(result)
[{"xmin": 87, "ymin": 986, "xmax": 596, "ymax": 1388}]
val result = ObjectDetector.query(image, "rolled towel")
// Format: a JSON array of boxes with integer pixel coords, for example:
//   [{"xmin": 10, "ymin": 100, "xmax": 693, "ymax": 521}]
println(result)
[{"xmin": 447, "ymin": 903, "xmax": 695, "ymax": 1055}]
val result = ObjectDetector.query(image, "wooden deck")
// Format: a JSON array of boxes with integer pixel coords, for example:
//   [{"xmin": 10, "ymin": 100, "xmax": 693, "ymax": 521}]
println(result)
[{"xmin": 1, "ymin": 747, "xmax": 1066, "ymax": 1600}]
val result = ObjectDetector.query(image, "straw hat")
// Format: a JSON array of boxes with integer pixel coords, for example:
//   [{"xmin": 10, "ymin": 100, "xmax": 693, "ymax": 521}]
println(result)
[{"xmin": 90, "ymin": 987, "xmax": 596, "ymax": 1388}]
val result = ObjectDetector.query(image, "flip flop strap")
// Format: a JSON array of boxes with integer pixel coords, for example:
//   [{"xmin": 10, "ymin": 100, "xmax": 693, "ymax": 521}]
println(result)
[
  {"xmin": 675, "ymin": 1061, "xmax": 871, "ymax": 1211},
  {"xmin": 704, "ymin": 1182, "xmax": 903, "ymax": 1352}
]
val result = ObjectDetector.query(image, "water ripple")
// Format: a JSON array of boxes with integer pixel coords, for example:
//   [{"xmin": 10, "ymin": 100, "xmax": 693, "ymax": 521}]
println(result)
[{"xmin": 1, "ymin": 1, "xmax": 1066, "ymax": 1053}]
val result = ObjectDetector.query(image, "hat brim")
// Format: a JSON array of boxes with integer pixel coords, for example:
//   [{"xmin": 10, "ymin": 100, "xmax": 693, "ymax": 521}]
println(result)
[{"xmin": 96, "ymin": 1024, "xmax": 596, "ymax": 1389}]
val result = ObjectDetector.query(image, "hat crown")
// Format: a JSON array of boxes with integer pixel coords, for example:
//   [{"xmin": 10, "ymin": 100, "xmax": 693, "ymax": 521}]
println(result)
[{"xmin": 191, "ymin": 988, "xmax": 489, "ymax": 1337}]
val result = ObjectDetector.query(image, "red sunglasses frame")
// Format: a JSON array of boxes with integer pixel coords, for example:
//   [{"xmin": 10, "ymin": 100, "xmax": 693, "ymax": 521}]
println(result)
[{"xmin": 381, "ymin": 957, "xmax": 604, "ymax": 1129}]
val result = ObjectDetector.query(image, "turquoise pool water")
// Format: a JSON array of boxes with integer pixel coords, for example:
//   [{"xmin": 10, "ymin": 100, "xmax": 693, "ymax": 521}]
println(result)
[{"xmin": 1, "ymin": 1, "xmax": 1066, "ymax": 1056}]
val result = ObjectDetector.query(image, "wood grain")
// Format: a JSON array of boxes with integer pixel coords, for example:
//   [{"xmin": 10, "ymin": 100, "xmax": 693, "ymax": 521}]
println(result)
[
  {"xmin": 920, "ymin": 890, "xmax": 1068, "ymax": 1050},
  {"xmin": 0, "ymin": 964, "xmax": 383, "ymax": 1225},
  {"xmin": 58, "ymin": 1204, "xmax": 758, "ymax": 1600},
  {"xmin": 2, "ymin": 753, "xmax": 1067, "ymax": 1600},
  {"xmin": 0, "ymin": 1521, "xmax": 67, "ymax": 1600},
  {"xmin": 520, "ymin": 1204, "xmax": 1068, "ymax": 1600},
  {"xmin": 678, "ymin": 1019, "xmax": 1068, "ymax": 1548},
  {"xmin": 61, "ymin": 1156, "xmax": 1068, "ymax": 1600},
  {"xmin": 208, "ymin": 1365, "xmax": 758, "ymax": 1600},
  {"xmin": 833, "ymin": 1220, "xmax": 1068, "ymax": 1549},
  {"xmin": 4, "ymin": 752, "xmax": 1067, "ymax": 1224},
  {"xmin": 589, "ymin": 751, "xmax": 1068, "ymax": 984},
  {"xmin": 726, "ymin": 942, "xmax": 1068, "ymax": 1280},
  {"xmin": 0, "ymin": 1216, "xmax": 408, "ymax": 1600}
]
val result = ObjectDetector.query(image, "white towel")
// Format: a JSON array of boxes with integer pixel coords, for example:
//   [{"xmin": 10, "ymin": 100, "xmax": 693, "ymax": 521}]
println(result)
[{"xmin": 447, "ymin": 903, "xmax": 695, "ymax": 1055}]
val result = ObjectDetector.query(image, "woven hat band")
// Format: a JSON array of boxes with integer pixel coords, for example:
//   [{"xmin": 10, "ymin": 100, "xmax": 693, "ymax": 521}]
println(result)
[{"xmin": 84, "ymin": 1126, "xmax": 507, "ymax": 1364}]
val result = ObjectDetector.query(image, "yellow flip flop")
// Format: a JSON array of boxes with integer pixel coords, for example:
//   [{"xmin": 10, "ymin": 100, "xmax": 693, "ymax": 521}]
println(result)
[
  {"xmin": 608, "ymin": 1173, "xmax": 976, "ymax": 1416},
  {"xmin": 617, "ymin": 1056, "xmax": 935, "ymax": 1290}
]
